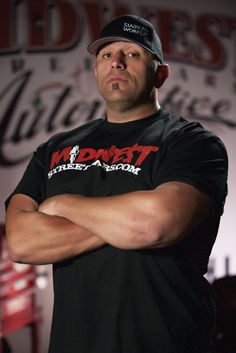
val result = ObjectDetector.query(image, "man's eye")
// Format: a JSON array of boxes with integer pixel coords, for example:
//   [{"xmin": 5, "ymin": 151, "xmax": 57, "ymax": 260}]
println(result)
[
  {"xmin": 102, "ymin": 52, "xmax": 112, "ymax": 59},
  {"xmin": 127, "ymin": 52, "xmax": 139, "ymax": 58}
]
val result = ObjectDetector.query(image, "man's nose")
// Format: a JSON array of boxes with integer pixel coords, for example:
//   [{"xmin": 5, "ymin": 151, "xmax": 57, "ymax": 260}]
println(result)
[{"xmin": 111, "ymin": 52, "xmax": 126, "ymax": 69}]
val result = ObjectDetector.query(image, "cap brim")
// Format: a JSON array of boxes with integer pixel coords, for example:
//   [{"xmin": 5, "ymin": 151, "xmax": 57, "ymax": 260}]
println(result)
[
  {"xmin": 87, "ymin": 36, "xmax": 134, "ymax": 55},
  {"xmin": 87, "ymin": 36, "xmax": 157, "ymax": 58}
]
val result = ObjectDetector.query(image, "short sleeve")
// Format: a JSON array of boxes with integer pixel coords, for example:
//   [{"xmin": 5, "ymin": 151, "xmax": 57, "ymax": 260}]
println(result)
[
  {"xmin": 156, "ymin": 123, "xmax": 228, "ymax": 214},
  {"xmin": 5, "ymin": 144, "xmax": 46, "ymax": 208}
]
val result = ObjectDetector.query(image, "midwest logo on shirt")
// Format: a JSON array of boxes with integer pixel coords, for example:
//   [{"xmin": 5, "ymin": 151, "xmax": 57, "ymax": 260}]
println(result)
[{"xmin": 48, "ymin": 144, "xmax": 159, "ymax": 179}]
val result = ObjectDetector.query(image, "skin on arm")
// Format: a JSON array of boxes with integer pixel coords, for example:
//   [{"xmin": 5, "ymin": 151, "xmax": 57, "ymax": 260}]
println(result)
[
  {"xmin": 5, "ymin": 194, "xmax": 106, "ymax": 265},
  {"xmin": 39, "ymin": 181, "xmax": 212, "ymax": 250}
]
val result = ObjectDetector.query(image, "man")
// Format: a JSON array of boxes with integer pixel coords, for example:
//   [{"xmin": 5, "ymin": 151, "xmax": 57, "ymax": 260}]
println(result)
[{"xmin": 5, "ymin": 15, "xmax": 228, "ymax": 353}]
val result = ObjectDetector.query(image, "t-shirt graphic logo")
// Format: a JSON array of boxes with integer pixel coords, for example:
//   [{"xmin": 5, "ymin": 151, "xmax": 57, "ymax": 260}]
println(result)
[
  {"xmin": 48, "ymin": 144, "xmax": 160, "ymax": 179},
  {"xmin": 69, "ymin": 145, "xmax": 80, "ymax": 164}
]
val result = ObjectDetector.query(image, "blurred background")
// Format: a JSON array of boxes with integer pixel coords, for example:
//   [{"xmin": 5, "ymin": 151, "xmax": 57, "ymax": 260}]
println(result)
[{"xmin": 0, "ymin": 0, "xmax": 235, "ymax": 352}]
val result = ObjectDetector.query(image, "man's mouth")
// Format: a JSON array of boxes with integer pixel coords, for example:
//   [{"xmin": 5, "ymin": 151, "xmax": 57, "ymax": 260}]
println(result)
[{"xmin": 107, "ymin": 76, "xmax": 127, "ymax": 84}]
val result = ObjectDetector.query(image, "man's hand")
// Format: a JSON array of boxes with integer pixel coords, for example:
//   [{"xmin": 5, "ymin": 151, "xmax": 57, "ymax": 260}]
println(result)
[{"xmin": 39, "ymin": 195, "xmax": 65, "ymax": 216}]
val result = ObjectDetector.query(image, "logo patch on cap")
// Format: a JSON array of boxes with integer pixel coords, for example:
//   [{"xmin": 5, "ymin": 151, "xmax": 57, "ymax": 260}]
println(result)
[{"xmin": 123, "ymin": 22, "xmax": 150, "ymax": 37}]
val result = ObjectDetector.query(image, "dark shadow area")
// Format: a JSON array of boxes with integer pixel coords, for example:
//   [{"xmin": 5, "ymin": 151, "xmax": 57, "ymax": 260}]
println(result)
[{"xmin": 212, "ymin": 276, "xmax": 236, "ymax": 353}]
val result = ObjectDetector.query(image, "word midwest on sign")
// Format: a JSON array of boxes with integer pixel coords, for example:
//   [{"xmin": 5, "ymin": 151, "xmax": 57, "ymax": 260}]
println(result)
[{"xmin": 1, "ymin": 1, "xmax": 236, "ymax": 69}]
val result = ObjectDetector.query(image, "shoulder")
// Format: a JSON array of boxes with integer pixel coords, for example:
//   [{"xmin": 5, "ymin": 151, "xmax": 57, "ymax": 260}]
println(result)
[
  {"xmin": 159, "ymin": 110, "xmax": 227, "ymax": 154},
  {"xmin": 38, "ymin": 119, "xmax": 104, "ymax": 151},
  {"xmin": 158, "ymin": 109, "xmax": 206, "ymax": 136}
]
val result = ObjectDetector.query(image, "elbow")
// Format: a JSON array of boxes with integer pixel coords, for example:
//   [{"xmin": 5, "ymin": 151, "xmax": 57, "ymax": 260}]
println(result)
[
  {"xmin": 6, "ymin": 233, "xmax": 32, "ymax": 264},
  {"xmin": 8, "ymin": 246, "xmax": 36, "ymax": 265},
  {"xmin": 7, "ymin": 239, "xmax": 25, "ymax": 264},
  {"xmin": 132, "ymin": 195, "xmax": 164, "ymax": 248},
  {"xmin": 143, "ymin": 220, "xmax": 162, "ymax": 247},
  {"xmin": 129, "ymin": 215, "xmax": 162, "ymax": 249},
  {"xmin": 7, "ymin": 246, "xmax": 22, "ymax": 264}
]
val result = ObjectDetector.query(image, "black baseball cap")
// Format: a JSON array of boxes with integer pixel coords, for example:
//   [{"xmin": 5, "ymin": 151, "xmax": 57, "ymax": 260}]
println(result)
[{"xmin": 87, "ymin": 14, "xmax": 163, "ymax": 63}]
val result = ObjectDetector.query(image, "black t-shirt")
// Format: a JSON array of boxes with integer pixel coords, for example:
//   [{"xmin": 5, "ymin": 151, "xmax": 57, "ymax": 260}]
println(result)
[{"xmin": 6, "ymin": 109, "xmax": 228, "ymax": 353}]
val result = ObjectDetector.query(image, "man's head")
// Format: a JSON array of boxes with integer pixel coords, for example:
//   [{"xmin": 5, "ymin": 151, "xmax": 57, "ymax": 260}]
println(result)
[
  {"xmin": 87, "ymin": 15, "xmax": 169, "ymax": 119},
  {"xmin": 87, "ymin": 14, "xmax": 163, "ymax": 64}
]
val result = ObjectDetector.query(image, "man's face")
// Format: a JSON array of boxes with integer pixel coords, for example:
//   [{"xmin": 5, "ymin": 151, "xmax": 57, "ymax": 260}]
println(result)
[{"xmin": 94, "ymin": 41, "xmax": 158, "ymax": 112}]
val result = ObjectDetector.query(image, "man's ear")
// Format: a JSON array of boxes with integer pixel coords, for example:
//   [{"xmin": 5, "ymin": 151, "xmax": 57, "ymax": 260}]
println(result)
[{"xmin": 154, "ymin": 64, "xmax": 170, "ymax": 89}]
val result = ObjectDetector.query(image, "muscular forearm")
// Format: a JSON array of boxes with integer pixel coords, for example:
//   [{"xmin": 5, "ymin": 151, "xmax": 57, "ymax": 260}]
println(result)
[
  {"xmin": 39, "ymin": 191, "xmax": 159, "ymax": 249},
  {"xmin": 39, "ymin": 182, "xmax": 211, "ymax": 250},
  {"xmin": 6, "ymin": 196, "xmax": 105, "ymax": 265}
]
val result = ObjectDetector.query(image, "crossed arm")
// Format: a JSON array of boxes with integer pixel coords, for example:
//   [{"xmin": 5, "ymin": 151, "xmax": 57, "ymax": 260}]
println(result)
[{"xmin": 5, "ymin": 181, "xmax": 212, "ymax": 265}]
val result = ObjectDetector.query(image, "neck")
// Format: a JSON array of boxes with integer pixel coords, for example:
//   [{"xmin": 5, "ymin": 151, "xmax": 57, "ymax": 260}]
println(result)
[{"xmin": 106, "ymin": 100, "xmax": 161, "ymax": 123}]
